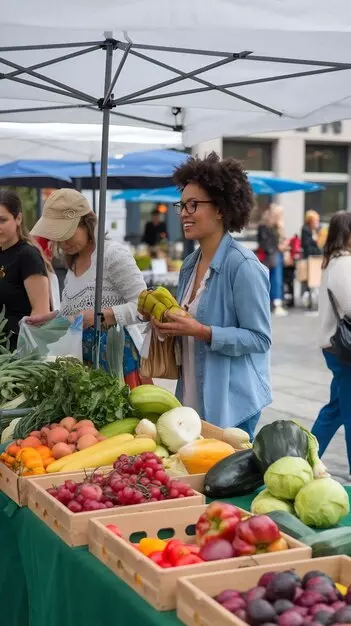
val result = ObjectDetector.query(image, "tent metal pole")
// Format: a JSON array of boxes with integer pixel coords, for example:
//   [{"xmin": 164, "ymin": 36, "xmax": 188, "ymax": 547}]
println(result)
[
  {"xmin": 91, "ymin": 162, "xmax": 97, "ymax": 213},
  {"xmin": 3, "ymin": 45, "xmax": 101, "ymax": 80},
  {"xmin": 0, "ymin": 56, "xmax": 97, "ymax": 104},
  {"xmin": 0, "ymin": 41, "xmax": 104, "ymax": 52},
  {"xmin": 113, "ymin": 53, "xmax": 247, "ymax": 106},
  {"xmin": 93, "ymin": 40, "xmax": 114, "ymax": 369},
  {"xmin": 4, "ymin": 73, "xmax": 95, "ymax": 103},
  {"xmin": 128, "ymin": 49, "xmax": 282, "ymax": 116},
  {"xmin": 109, "ymin": 109, "xmax": 177, "ymax": 130},
  {"xmin": 118, "ymin": 66, "xmax": 347, "ymax": 106}
]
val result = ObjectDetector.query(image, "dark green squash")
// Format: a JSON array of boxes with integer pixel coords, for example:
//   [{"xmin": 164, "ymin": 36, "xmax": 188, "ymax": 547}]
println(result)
[
  {"xmin": 253, "ymin": 420, "xmax": 309, "ymax": 474},
  {"xmin": 204, "ymin": 449, "xmax": 264, "ymax": 498}
]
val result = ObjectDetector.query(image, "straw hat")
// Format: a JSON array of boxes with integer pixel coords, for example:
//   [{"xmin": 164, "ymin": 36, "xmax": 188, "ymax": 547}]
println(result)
[{"xmin": 31, "ymin": 189, "xmax": 92, "ymax": 242}]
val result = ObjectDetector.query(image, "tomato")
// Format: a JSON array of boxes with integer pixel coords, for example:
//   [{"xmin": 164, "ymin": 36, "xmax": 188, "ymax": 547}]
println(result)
[
  {"xmin": 164, "ymin": 540, "xmax": 191, "ymax": 566},
  {"xmin": 187, "ymin": 544, "xmax": 201, "ymax": 556},
  {"xmin": 175, "ymin": 554, "xmax": 203, "ymax": 567},
  {"xmin": 105, "ymin": 524, "xmax": 123, "ymax": 538},
  {"xmin": 7, "ymin": 444, "xmax": 20, "ymax": 457}
]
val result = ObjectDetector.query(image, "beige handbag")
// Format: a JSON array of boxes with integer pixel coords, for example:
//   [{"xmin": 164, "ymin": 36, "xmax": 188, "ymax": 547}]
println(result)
[{"xmin": 140, "ymin": 330, "xmax": 178, "ymax": 379}]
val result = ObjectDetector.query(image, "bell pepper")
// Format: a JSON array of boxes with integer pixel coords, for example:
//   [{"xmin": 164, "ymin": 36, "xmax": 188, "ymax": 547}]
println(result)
[
  {"xmin": 232, "ymin": 515, "xmax": 281, "ymax": 556},
  {"xmin": 195, "ymin": 501, "xmax": 243, "ymax": 546},
  {"xmin": 138, "ymin": 538, "xmax": 166, "ymax": 557}
]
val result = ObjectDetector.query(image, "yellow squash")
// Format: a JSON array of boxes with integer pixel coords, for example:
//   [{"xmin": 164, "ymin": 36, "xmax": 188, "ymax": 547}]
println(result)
[
  {"xmin": 178, "ymin": 438, "xmax": 235, "ymax": 474},
  {"xmin": 46, "ymin": 433, "xmax": 134, "ymax": 473},
  {"xmin": 56, "ymin": 437, "xmax": 157, "ymax": 472}
]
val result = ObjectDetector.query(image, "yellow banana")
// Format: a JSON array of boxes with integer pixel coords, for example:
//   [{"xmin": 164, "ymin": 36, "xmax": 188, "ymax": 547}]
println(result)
[
  {"xmin": 153, "ymin": 286, "xmax": 179, "ymax": 309},
  {"xmin": 150, "ymin": 301, "xmax": 167, "ymax": 321}
]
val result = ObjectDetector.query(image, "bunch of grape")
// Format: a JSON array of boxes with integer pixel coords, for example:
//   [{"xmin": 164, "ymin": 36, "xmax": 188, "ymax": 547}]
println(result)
[{"xmin": 46, "ymin": 452, "xmax": 195, "ymax": 513}]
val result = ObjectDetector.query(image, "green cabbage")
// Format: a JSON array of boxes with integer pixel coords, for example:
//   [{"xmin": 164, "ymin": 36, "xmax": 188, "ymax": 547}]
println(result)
[
  {"xmin": 251, "ymin": 488, "xmax": 295, "ymax": 515},
  {"xmin": 264, "ymin": 456, "xmax": 313, "ymax": 500},
  {"xmin": 295, "ymin": 478, "xmax": 349, "ymax": 528}
]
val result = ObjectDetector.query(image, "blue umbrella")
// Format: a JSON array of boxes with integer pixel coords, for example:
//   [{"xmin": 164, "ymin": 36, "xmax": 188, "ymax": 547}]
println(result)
[
  {"xmin": 0, "ymin": 159, "xmax": 73, "ymax": 187},
  {"xmin": 112, "ymin": 177, "xmax": 322, "ymax": 202}
]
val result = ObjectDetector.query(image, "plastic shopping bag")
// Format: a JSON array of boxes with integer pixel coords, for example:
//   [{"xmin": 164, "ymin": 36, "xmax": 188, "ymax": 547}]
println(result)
[{"xmin": 16, "ymin": 314, "xmax": 83, "ymax": 360}]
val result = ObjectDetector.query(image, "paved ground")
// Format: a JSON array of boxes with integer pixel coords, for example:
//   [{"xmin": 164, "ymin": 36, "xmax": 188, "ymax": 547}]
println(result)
[{"xmin": 156, "ymin": 311, "xmax": 349, "ymax": 479}]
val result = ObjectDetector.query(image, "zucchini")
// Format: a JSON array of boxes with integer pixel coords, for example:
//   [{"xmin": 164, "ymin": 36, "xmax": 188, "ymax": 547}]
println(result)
[
  {"xmin": 99, "ymin": 417, "xmax": 139, "ymax": 438},
  {"xmin": 300, "ymin": 527, "xmax": 351, "ymax": 558},
  {"xmin": 267, "ymin": 510, "xmax": 316, "ymax": 540},
  {"xmin": 204, "ymin": 449, "xmax": 264, "ymax": 498}
]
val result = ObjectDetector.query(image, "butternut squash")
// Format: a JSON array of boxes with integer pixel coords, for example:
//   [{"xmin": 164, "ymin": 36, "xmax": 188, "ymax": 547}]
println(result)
[{"xmin": 178, "ymin": 438, "xmax": 235, "ymax": 474}]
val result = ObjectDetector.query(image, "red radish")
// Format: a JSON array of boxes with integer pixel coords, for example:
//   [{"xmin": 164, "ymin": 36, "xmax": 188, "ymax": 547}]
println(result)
[
  {"xmin": 50, "ymin": 423, "xmax": 60, "ymax": 429},
  {"xmin": 41, "ymin": 427, "xmax": 50, "ymax": 436},
  {"xmin": 77, "ymin": 434, "xmax": 98, "ymax": 450},
  {"xmin": 47, "ymin": 427, "xmax": 69, "ymax": 448},
  {"xmin": 97, "ymin": 435, "xmax": 106, "ymax": 441},
  {"xmin": 51, "ymin": 443, "xmax": 72, "ymax": 459},
  {"xmin": 68, "ymin": 444, "xmax": 76, "ymax": 453},
  {"xmin": 67, "ymin": 501, "xmax": 83, "ymax": 513},
  {"xmin": 67, "ymin": 432, "xmax": 78, "ymax": 444},
  {"xmin": 29, "ymin": 431, "xmax": 41, "ymax": 438},
  {"xmin": 59, "ymin": 417, "xmax": 77, "ymax": 432}
]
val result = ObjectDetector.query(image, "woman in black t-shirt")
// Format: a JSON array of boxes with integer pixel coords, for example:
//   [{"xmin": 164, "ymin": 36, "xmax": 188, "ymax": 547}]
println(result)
[{"xmin": 0, "ymin": 190, "xmax": 51, "ymax": 350}]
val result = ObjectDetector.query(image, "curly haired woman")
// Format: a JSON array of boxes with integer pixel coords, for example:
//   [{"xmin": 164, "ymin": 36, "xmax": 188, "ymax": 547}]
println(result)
[{"xmin": 152, "ymin": 152, "xmax": 272, "ymax": 436}]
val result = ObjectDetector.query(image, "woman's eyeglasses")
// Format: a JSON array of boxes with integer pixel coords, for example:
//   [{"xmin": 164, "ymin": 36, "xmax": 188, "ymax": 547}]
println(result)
[{"xmin": 173, "ymin": 200, "xmax": 213, "ymax": 215}]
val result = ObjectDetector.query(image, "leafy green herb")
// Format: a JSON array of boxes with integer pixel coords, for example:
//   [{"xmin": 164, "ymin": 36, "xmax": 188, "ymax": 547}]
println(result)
[{"xmin": 14, "ymin": 357, "xmax": 138, "ymax": 438}]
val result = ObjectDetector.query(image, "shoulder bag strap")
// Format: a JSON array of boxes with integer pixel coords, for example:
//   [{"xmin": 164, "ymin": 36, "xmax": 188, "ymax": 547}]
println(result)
[{"xmin": 327, "ymin": 289, "xmax": 341, "ymax": 323}]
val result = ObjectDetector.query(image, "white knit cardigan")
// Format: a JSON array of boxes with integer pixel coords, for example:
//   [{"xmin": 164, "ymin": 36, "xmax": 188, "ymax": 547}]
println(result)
[
  {"xmin": 318, "ymin": 252, "xmax": 351, "ymax": 348},
  {"xmin": 60, "ymin": 239, "xmax": 146, "ymax": 328}
]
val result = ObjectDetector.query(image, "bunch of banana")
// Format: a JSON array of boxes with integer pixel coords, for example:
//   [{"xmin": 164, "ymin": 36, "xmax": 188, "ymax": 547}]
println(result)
[{"xmin": 138, "ymin": 286, "xmax": 187, "ymax": 322}]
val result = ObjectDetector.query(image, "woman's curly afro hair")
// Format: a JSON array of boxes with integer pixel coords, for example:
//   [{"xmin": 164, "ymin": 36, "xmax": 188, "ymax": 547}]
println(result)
[{"xmin": 173, "ymin": 151, "xmax": 253, "ymax": 233}]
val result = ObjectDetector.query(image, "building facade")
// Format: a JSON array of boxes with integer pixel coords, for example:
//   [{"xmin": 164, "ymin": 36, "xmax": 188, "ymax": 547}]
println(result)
[{"xmin": 193, "ymin": 122, "xmax": 351, "ymax": 237}]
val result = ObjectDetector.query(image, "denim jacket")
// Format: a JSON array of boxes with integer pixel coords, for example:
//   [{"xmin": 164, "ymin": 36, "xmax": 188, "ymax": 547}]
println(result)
[{"xmin": 176, "ymin": 233, "xmax": 272, "ymax": 427}]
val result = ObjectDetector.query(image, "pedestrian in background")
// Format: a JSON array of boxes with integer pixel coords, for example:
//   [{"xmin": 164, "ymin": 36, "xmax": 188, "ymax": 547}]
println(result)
[
  {"xmin": 312, "ymin": 211, "xmax": 351, "ymax": 474},
  {"xmin": 257, "ymin": 203, "xmax": 287, "ymax": 316},
  {"xmin": 142, "ymin": 208, "xmax": 168, "ymax": 249}
]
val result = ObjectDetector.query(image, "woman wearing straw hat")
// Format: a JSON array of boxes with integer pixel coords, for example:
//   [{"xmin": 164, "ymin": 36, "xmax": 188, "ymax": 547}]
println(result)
[{"xmin": 30, "ymin": 189, "xmax": 147, "ymax": 385}]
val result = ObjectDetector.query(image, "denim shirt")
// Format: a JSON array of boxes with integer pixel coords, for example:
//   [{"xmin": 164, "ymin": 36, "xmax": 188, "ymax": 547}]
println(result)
[{"xmin": 176, "ymin": 233, "xmax": 272, "ymax": 428}]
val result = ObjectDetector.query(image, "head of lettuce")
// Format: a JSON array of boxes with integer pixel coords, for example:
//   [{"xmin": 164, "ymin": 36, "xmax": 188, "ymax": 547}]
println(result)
[
  {"xmin": 295, "ymin": 478, "xmax": 349, "ymax": 528},
  {"xmin": 264, "ymin": 456, "xmax": 313, "ymax": 500}
]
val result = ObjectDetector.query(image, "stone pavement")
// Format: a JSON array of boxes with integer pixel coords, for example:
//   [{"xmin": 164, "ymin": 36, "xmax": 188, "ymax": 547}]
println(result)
[{"xmin": 156, "ymin": 310, "xmax": 349, "ymax": 479}]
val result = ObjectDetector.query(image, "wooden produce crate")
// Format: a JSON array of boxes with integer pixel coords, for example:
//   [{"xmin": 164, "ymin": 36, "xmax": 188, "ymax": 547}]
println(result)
[
  {"xmin": 0, "ymin": 462, "xmax": 29, "ymax": 506},
  {"xmin": 27, "ymin": 471, "xmax": 204, "ymax": 547},
  {"xmin": 177, "ymin": 555, "xmax": 351, "ymax": 626},
  {"xmin": 88, "ymin": 504, "xmax": 310, "ymax": 611}
]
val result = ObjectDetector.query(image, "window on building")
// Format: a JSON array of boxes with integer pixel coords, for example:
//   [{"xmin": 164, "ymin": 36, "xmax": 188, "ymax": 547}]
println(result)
[
  {"xmin": 223, "ymin": 140, "xmax": 272, "ymax": 170},
  {"xmin": 296, "ymin": 127, "xmax": 309, "ymax": 132},
  {"xmin": 304, "ymin": 182, "xmax": 348, "ymax": 223},
  {"xmin": 305, "ymin": 144, "xmax": 348, "ymax": 173},
  {"xmin": 321, "ymin": 122, "xmax": 342, "ymax": 135}
]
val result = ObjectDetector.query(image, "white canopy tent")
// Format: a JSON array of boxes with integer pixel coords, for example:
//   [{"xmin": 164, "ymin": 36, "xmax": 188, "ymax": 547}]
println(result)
[
  {"xmin": 0, "ymin": 123, "xmax": 182, "ymax": 161},
  {"xmin": 2, "ymin": 0, "xmax": 351, "ymax": 363}
]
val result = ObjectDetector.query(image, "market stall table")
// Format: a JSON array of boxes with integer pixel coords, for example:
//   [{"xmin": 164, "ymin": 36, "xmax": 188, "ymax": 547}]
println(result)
[{"xmin": 2, "ymin": 488, "xmax": 351, "ymax": 626}]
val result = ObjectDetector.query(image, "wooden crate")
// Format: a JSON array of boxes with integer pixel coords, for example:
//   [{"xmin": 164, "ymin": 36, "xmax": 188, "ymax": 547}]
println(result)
[
  {"xmin": 0, "ymin": 462, "xmax": 29, "ymax": 506},
  {"xmin": 177, "ymin": 555, "xmax": 351, "ymax": 626},
  {"xmin": 88, "ymin": 504, "xmax": 310, "ymax": 611},
  {"xmin": 27, "ymin": 471, "xmax": 204, "ymax": 547},
  {"xmin": 200, "ymin": 420, "xmax": 225, "ymax": 440}
]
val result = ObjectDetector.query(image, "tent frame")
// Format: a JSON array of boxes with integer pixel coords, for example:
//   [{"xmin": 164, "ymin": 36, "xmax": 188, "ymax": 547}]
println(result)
[{"xmin": 1, "ymin": 35, "xmax": 350, "ymax": 366}]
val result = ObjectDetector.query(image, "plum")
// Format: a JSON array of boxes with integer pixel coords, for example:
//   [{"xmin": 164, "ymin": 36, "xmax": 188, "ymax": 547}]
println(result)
[
  {"xmin": 245, "ymin": 587, "xmax": 266, "ymax": 603},
  {"xmin": 215, "ymin": 589, "xmax": 241, "ymax": 604},
  {"xmin": 332, "ymin": 601, "xmax": 347, "ymax": 612},
  {"xmin": 296, "ymin": 590, "xmax": 326, "ymax": 607},
  {"xmin": 234, "ymin": 608, "xmax": 247, "ymax": 621},
  {"xmin": 312, "ymin": 611, "xmax": 334, "ymax": 625},
  {"xmin": 274, "ymin": 599, "xmax": 294, "ymax": 615},
  {"xmin": 258, "ymin": 572, "xmax": 276, "ymax": 588},
  {"xmin": 265, "ymin": 572, "xmax": 298, "ymax": 601},
  {"xmin": 246, "ymin": 599, "xmax": 276, "ymax": 625},
  {"xmin": 222, "ymin": 596, "xmax": 246, "ymax": 613},
  {"xmin": 302, "ymin": 572, "xmax": 334, "ymax": 588},
  {"xmin": 277, "ymin": 609, "xmax": 304, "ymax": 626},
  {"xmin": 333, "ymin": 605, "xmax": 351, "ymax": 623}
]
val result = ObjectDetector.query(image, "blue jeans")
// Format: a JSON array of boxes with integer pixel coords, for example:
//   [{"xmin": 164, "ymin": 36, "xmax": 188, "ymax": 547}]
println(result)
[
  {"xmin": 269, "ymin": 253, "xmax": 284, "ymax": 301},
  {"xmin": 311, "ymin": 350, "xmax": 351, "ymax": 472},
  {"xmin": 238, "ymin": 412, "xmax": 261, "ymax": 442}
]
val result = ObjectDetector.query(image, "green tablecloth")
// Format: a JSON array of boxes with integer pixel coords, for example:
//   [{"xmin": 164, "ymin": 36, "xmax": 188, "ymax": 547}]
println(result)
[{"xmin": 1, "ymin": 489, "xmax": 351, "ymax": 626}]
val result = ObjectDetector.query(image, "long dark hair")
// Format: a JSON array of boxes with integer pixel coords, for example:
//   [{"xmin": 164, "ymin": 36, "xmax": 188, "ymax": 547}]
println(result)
[
  {"xmin": 0, "ymin": 189, "xmax": 52, "ymax": 274},
  {"xmin": 63, "ymin": 211, "xmax": 97, "ymax": 270},
  {"xmin": 322, "ymin": 211, "xmax": 351, "ymax": 268}
]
